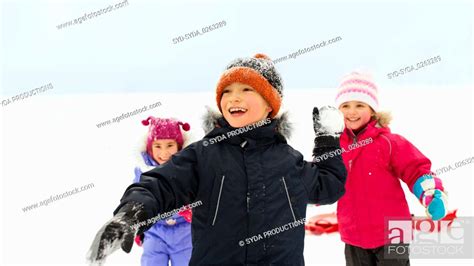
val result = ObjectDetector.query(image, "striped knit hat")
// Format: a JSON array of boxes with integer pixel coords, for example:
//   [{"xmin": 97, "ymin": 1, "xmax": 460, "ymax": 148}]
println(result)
[
  {"xmin": 335, "ymin": 71, "xmax": 379, "ymax": 111},
  {"xmin": 215, "ymin": 53, "xmax": 283, "ymax": 118}
]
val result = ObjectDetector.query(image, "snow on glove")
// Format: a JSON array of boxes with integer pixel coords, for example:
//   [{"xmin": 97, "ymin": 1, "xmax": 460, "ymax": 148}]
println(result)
[
  {"xmin": 86, "ymin": 202, "xmax": 146, "ymax": 265},
  {"xmin": 412, "ymin": 174, "xmax": 448, "ymax": 221},
  {"xmin": 312, "ymin": 106, "xmax": 345, "ymax": 154}
]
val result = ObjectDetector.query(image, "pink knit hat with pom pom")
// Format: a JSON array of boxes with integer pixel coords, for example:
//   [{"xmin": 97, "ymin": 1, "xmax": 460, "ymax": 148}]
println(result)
[
  {"xmin": 335, "ymin": 71, "xmax": 379, "ymax": 111},
  {"xmin": 141, "ymin": 116, "xmax": 190, "ymax": 154}
]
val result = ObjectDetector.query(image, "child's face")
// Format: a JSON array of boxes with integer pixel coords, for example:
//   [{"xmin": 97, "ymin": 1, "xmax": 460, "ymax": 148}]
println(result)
[
  {"xmin": 220, "ymin": 83, "xmax": 272, "ymax": 128},
  {"xmin": 338, "ymin": 101, "xmax": 374, "ymax": 131},
  {"xmin": 151, "ymin": 139, "xmax": 179, "ymax": 164}
]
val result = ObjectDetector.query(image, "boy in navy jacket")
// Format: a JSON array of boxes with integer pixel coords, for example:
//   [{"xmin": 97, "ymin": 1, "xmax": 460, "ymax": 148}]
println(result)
[{"xmin": 88, "ymin": 54, "xmax": 347, "ymax": 265}]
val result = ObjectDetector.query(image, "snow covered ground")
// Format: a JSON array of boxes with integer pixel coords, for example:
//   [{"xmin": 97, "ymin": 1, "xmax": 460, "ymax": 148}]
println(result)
[{"xmin": 1, "ymin": 87, "xmax": 472, "ymax": 265}]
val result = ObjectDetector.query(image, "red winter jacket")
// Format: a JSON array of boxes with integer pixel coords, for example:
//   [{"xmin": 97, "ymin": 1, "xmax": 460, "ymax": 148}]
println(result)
[{"xmin": 337, "ymin": 120, "xmax": 432, "ymax": 249}]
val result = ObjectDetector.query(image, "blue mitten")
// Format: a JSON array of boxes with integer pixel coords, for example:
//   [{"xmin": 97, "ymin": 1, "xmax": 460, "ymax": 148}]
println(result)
[{"xmin": 413, "ymin": 174, "xmax": 448, "ymax": 221}]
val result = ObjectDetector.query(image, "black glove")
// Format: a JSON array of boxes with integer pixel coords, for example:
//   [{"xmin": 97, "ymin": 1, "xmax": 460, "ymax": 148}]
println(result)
[
  {"xmin": 86, "ymin": 202, "xmax": 147, "ymax": 265},
  {"xmin": 312, "ymin": 106, "xmax": 345, "ymax": 155}
]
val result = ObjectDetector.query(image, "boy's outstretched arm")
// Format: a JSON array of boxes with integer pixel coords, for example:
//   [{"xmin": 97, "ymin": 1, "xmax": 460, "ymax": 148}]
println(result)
[
  {"xmin": 86, "ymin": 143, "xmax": 199, "ymax": 265},
  {"xmin": 301, "ymin": 106, "xmax": 347, "ymax": 205}
]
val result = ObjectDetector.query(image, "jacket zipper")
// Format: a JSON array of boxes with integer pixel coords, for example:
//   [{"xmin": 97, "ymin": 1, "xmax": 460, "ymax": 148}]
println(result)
[
  {"xmin": 349, "ymin": 126, "xmax": 369, "ymax": 170},
  {"xmin": 281, "ymin": 177, "xmax": 297, "ymax": 222},
  {"xmin": 351, "ymin": 126, "xmax": 368, "ymax": 144},
  {"xmin": 212, "ymin": 175, "xmax": 225, "ymax": 226}
]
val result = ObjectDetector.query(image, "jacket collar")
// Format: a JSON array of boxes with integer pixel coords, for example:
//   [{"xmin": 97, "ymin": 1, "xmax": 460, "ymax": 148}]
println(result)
[
  {"xmin": 201, "ymin": 107, "xmax": 292, "ymax": 148},
  {"xmin": 342, "ymin": 119, "xmax": 391, "ymax": 143},
  {"xmin": 141, "ymin": 151, "xmax": 159, "ymax": 167}
]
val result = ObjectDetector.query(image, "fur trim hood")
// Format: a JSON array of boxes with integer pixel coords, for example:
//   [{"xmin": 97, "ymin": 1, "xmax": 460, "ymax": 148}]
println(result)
[{"xmin": 373, "ymin": 111, "xmax": 392, "ymax": 128}]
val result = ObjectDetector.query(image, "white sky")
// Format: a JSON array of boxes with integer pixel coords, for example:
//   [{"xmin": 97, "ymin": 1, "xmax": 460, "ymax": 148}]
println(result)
[{"xmin": 1, "ymin": 0, "xmax": 473, "ymax": 96}]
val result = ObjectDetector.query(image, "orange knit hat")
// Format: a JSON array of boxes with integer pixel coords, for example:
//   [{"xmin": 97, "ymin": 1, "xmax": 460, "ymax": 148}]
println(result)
[{"xmin": 215, "ymin": 53, "xmax": 283, "ymax": 118}]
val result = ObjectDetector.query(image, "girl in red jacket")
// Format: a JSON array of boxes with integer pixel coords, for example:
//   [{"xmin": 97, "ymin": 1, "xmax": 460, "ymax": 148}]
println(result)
[{"xmin": 335, "ymin": 71, "xmax": 448, "ymax": 265}]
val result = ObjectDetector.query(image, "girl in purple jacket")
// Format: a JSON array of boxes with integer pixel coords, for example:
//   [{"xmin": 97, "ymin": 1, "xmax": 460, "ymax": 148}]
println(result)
[{"xmin": 133, "ymin": 116, "xmax": 193, "ymax": 266}]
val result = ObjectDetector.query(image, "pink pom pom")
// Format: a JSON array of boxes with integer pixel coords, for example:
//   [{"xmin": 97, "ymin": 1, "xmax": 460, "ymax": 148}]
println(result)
[
  {"xmin": 142, "ymin": 116, "xmax": 153, "ymax": 126},
  {"xmin": 180, "ymin": 122, "xmax": 190, "ymax": 131}
]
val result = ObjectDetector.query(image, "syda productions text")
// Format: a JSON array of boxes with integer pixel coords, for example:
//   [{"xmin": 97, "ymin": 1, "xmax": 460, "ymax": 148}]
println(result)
[{"xmin": 203, "ymin": 118, "xmax": 271, "ymax": 146}]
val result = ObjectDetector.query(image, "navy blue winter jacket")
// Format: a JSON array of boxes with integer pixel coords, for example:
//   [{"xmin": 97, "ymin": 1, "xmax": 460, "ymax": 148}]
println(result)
[{"xmin": 114, "ymin": 112, "xmax": 347, "ymax": 265}]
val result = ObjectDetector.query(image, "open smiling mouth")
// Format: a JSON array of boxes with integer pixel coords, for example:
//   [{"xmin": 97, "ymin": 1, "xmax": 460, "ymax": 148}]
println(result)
[
  {"xmin": 347, "ymin": 118, "xmax": 361, "ymax": 122},
  {"xmin": 229, "ymin": 107, "xmax": 248, "ymax": 116}
]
